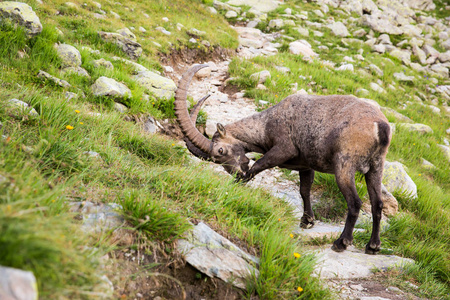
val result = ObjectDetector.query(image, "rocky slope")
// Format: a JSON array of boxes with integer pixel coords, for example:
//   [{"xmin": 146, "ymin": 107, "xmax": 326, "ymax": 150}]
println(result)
[{"xmin": 0, "ymin": 0, "xmax": 449, "ymax": 299}]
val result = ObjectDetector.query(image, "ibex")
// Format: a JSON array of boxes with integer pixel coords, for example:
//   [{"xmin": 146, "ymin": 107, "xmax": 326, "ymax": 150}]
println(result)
[{"xmin": 175, "ymin": 64, "xmax": 391, "ymax": 254}]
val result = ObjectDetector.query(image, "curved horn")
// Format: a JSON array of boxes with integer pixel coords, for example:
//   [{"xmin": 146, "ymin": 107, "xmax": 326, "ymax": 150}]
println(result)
[
  {"xmin": 174, "ymin": 64, "xmax": 212, "ymax": 154},
  {"xmin": 189, "ymin": 94, "xmax": 210, "ymax": 121},
  {"xmin": 184, "ymin": 94, "xmax": 211, "ymax": 160},
  {"xmin": 184, "ymin": 139, "xmax": 210, "ymax": 160}
]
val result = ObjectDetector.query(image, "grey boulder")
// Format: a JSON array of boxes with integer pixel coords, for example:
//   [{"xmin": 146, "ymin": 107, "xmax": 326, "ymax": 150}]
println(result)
[
  {"xmin": 177, "ymin": 222, "xmax": 259, "ymax": 289},
  {"xmin": 0, "ymin": 2, "xmax": 42, "ymax": 37},
  {"xmin": 0, "ymin": 266, "xmax": 38, "ymax": 300},
  {"xmin": 91, "ymin": 76, "xmax": 131, "ymax": 98}
]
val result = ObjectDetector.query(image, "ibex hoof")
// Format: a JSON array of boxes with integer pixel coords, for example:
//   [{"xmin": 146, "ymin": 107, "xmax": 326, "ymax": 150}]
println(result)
[
  {"xmin": 331, "ymin": 238, "xmax": 351, "ymax": 252},
  {"xmin": 365, "ymin": 243, "xmax": 381, "ymax": 255},
  {"xmin": 300, "ymin": 216, "xmax": 315, "ymax": 229}
]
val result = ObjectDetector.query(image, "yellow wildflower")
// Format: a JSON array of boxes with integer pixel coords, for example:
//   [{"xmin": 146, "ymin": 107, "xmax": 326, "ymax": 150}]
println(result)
[
  {"xmin": 294, "ymin": 252, "xmax": 301, "ymax": 258},
  {"xmin": 75, "ymin": 110, "xmax": 80, "ymax": 113},
  {"xmin": 66, "ymin": 125, "xmax": 74, "ymax": 130},
  {"xmin": 79, "ymin": 122, "xmax": 84, "ymax": 125},
  {"xmin": 297, "ymin": 287, "xmax": 303, "ymax": 292},
  {"xmin": 290, "ymin": 234, "xmax": 294, "ymax": 238}
]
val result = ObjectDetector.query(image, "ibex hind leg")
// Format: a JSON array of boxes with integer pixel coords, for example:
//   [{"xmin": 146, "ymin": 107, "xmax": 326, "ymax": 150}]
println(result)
[
  {"xmin": 299, "ymin": 169, "xmax": 315, "ymax": 229},
  {"xmin": 331, "ymin": 167, "xmax": 362, "ymax": 252},
  {"xmin": 364, "ymin": 165, "xmax": 384, "ymax": 255}
]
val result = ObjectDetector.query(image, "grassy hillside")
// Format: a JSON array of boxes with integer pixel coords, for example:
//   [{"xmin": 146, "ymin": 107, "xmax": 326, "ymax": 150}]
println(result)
[{"xmin": 0, "ymin": 0, "xmax": 449, "ymax": 299}]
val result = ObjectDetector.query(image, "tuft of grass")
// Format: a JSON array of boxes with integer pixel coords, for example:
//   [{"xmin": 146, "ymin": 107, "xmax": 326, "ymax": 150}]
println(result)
[{"xmin": 119, "ymin": 190, "xmax": 192, "ymax": 242}]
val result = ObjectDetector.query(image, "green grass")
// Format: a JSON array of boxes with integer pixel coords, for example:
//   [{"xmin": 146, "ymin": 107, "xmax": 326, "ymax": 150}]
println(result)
[
  {"xmin": 1, "ymin": 0, "xmax": 450, "ymax": 298},
  {"xmin": 226, "ymin": 0, "xmax": 450, "ymax": 295},
  {"xmin": 0, "ymin": 3, "xmax": 333, "ymax": 298}
]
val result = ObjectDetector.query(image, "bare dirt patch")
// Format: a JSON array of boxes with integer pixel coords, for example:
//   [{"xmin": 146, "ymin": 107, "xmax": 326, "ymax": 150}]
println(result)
[
  {"xmin": 106, "ymin": 246, "xmax": 247, "ymax": 300},
  {"xmin": 159, "ymin": 46, "xmax": 234, "ymax": 74},
  {"xmin": 328, "ymin": 274, "xmax": 422, "ymax": 300}
]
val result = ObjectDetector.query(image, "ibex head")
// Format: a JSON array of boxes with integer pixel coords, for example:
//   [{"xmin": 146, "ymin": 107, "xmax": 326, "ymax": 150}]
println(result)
[{"xmin": 174, "ymin": 64, "xmax": 250, "ymax": 177}]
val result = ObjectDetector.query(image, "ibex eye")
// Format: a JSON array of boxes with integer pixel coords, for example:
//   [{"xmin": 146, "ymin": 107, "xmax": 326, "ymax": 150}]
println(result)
[{"xmin": 218, "ymin": 148, "xmax": 224, "ymax": 155}]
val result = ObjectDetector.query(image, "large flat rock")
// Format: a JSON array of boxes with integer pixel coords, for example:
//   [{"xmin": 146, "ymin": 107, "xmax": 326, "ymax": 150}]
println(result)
[
  {"xmin": 177, "ymin": 222, "xmax": 258, "ymax": 289},
  {"xmin": 314, "ymin": 246, "xmax": 414, "ymax": 279}
]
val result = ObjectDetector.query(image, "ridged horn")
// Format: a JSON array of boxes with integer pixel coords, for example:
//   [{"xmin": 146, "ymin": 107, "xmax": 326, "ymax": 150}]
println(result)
[
  {"xmin": 189, "ymin": 94, "xmax": 210, "ymax": 122},
  {"xmin": 184, "ymin": 94, "xmax": 211, "ymax": 160},
  {"xmin": 175, "ymin": 64, "xmax": 212, "ymax": 155}
]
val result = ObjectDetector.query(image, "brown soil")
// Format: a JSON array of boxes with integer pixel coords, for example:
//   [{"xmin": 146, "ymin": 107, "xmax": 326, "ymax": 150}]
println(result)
[
  {"xmin": 159, "ymin": 46, "xmax": 235, "ymax": 74},
  {"xmin": 219, "ymin": 82, "xmax": 241, "ymax": 98},
  {"xmin": 330, "ymin": 276, "xmax": 423, "ymax": 300},
  {"xmin": 105, "ymin": 245, "xmax": 247, "ymax": 300},
  {"xmin": 104, "ymin": 218, "xmax": 260, "ymax": 300}
]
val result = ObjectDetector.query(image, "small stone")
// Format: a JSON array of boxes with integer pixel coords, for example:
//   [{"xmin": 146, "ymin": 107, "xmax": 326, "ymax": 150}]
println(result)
[
  {"xmin": 387, "ymin": 286, "xmax": 402, "ymax": 293},
  {"xmin": 61, "ymin": 66, "xmax": 91, "ymax": 78},
  {"xmin": 65, "ymin": 92, "xmax": 78, "ymax": 101},
  {"xmin": 225, "ymin": 10, "xmax": 238, "ymax": 18},
  {"xmin": 398, "ymin": 123, "xmax": 433, "ymax": 134},
  {"xmin": 250, "ymin": 70, "xmax": 271, "ymax": 84},
  {"xmin": 289, "ymin": 41, "xmax": 318, "ymax": 57},
  {"xmin": 394, "ymin": 72, "xmax": 414, "ymax": 82},
  {"xmin": 195, "ymin": 66, "xmax": 211, "ymax": 79},
  {"xmin": 421, "ymin": 158, "xmax": 436, "ymax": 170},
  {"xmin": 327, "ymin": 21, "xmax": 349, "ymax": 37},
  {"xmin": 350, "ymin": 284, "xmax": 364, "ymax": 291},
  {"xmin": 383, "ymin": 161, "xmax": 417, "ymax": 199},
  {"xmin": 92, "ymin": 58, "xmax": 114, "ymax": 69},
  {"xmin": 133, "ymin": 70, "xmax": 177, "ymax": 100},
  {"xmin": 55, "ymin": 43, "xmax": 82, "ymax": 67},
  {"xmin": 83, "ymin": 151, "xmax": 101, "ymax": 158},
  {"xmin": 7, "ymin": 99, "xmax": 39, "ymax": 117},
  {"xmin": 438, "ymin": 144, "xmax": 450, "ymax": 162},
  {"xmin": 0, "ymin": 2, "xmax": 42, "ymax": 37},
  {"xmin": 369, "ymin": 64, "xmax": 383, "ymax": 76},
  {"xmin": 163, "ymin": 66, "xmax": 173, "ymax": 73},
  {"xmin": 91, "ymin": 77, "xmax": 131, "ymax": 98},
  {"xmin": 356, "ymin": 88, "xmax": 369, "ymax": 96},
  {"xmin": 110, "ymin": 10, "xmax": 120, "ymax": 19},
  {"xmin": 269, "ymin": 19, "xmax": 284, "ymax": 28},
  {"xmin": 143, "ymin": 117, "xmax": 159, "ymax": 134},
  {"xmin": 353, "ymin": 28, "xmax": 366, "ymax": 37},
  {"xmin": 37, "ymin": 70, "xmax": 71, "ymax": 88},
  {"xmin": 155, "ymin": 27, "xmax": 171, "ymax": 35},
  {"xmin": 336, "ymin": 64, "xmax": 354, "ymax": 71},
  {"xmin": 208, "ymin": 7, "xmax": 217, "ymax": 14},
  {"xmin": 114, "ymin": 102, "xmax": 128, "ymax": 113},
  {"xmin": 370, "ymin": 82, "xmax": 385, "ymax": 93}
]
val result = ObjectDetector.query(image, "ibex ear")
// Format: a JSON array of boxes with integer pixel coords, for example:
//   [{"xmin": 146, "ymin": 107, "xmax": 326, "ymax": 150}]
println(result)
[{"xmin": 217, "ymin": 123, "xmax": 226, "ymax": 138}]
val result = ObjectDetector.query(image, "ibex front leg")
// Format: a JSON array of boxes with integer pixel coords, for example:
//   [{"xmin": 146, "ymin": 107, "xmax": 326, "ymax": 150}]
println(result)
[{"xmin": 243, "ymin": 144, "xmax": 298, "ymax": 182}]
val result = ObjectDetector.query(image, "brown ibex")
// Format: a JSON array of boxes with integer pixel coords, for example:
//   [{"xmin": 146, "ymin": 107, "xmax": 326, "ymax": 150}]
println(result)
[{"xmin": 175, "ymin": 64, "xmax": 391, "ymax": 254}]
